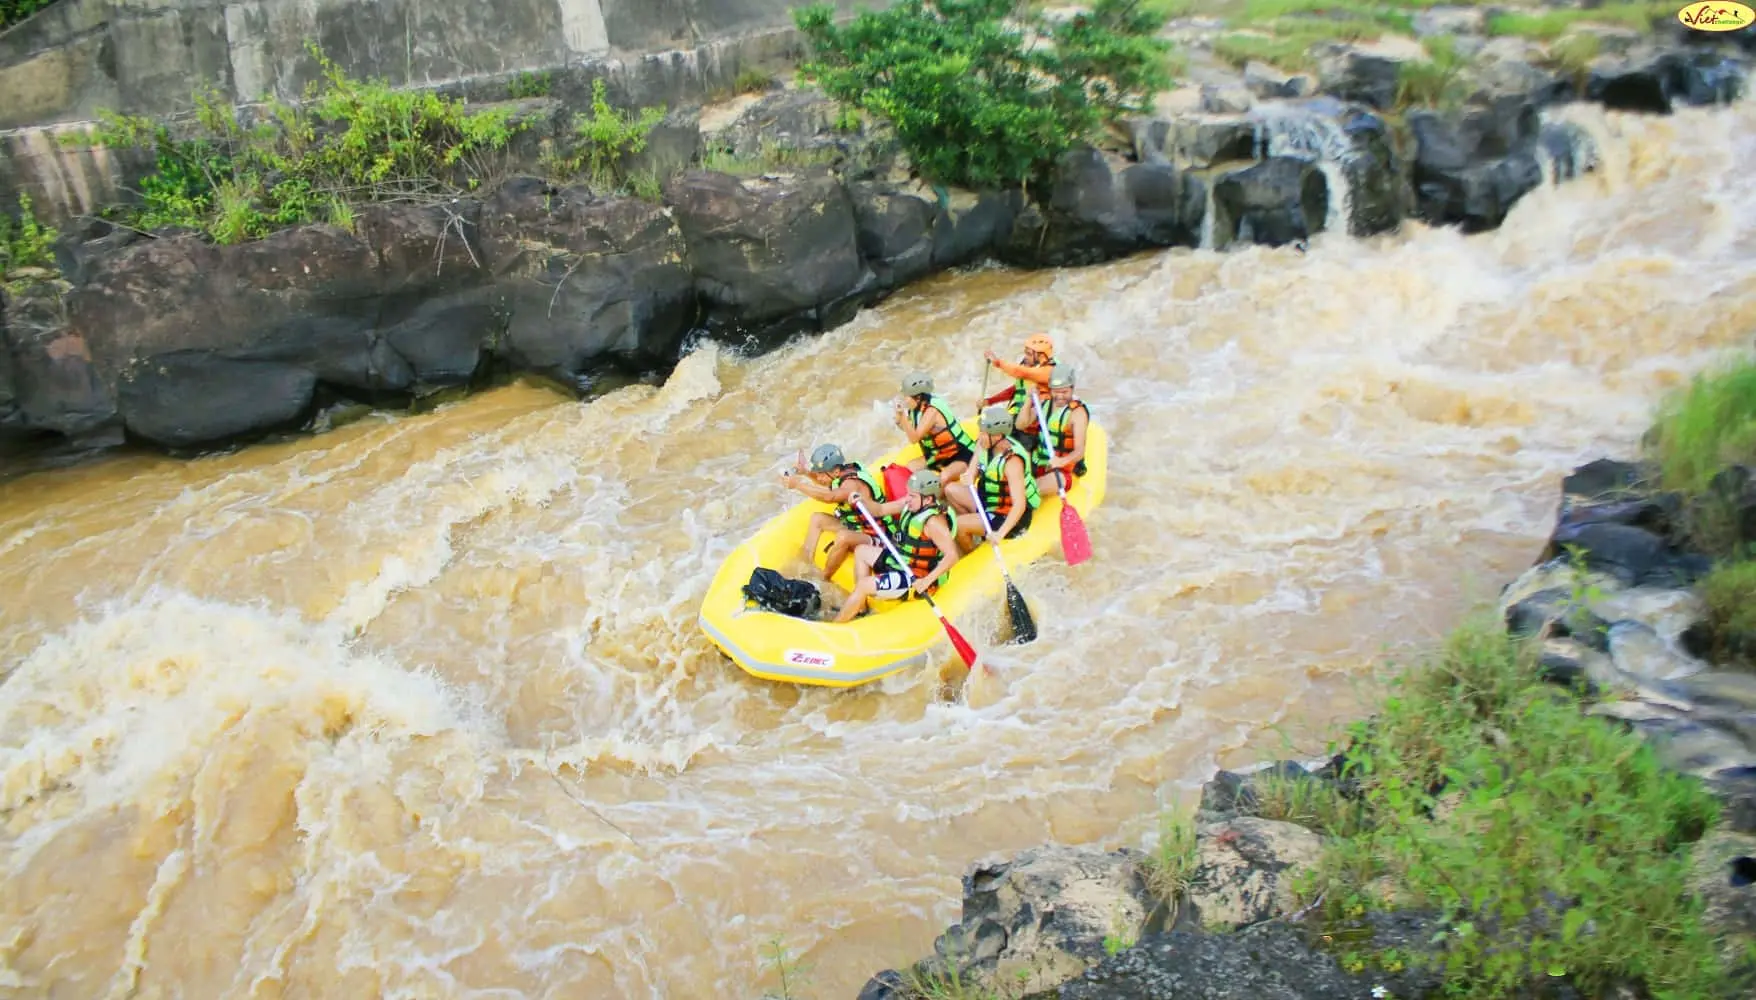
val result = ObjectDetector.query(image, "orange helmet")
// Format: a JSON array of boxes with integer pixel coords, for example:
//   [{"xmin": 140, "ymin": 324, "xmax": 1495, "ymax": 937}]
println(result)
[{"xmin": 1024, "ymin": 334, "xmax": 1055, "ymax": 358}]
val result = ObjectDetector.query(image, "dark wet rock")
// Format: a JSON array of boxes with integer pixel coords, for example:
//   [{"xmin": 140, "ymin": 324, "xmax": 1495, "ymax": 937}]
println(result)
[
  {"xmin": 1407, "ymin": 98, "xmax": 1549, "ymax": 232},
  {"xmin": 380, "ymin": 288, "xmax": 498, "ymax": 387},
  {"xmin": 1128, "ymin": 164, "xmax": 1208, "ymax": 249},
  {"xmin": 230, "ymin": 314, "xmax": 415, "ymax": 396},
  {"xmin": 1144, "ymin": 117, "xmax": 1259, "ymax": 170},
  {"xmin": 1545, "ymin": 521, "xmax": 1710, "ymax": 588},
  {"xmin": 1057, "ymin": 911, "xmax": 1446, "ymax": 1000},
  {"xmin": 1, "ymin": 282, "xmax": 113, "ymax": 438},
  {"xmin": 1589, "ymin": 47, "xmax": 1749, "ymax": 114},
  {"xmin": 478, "ymin": 177, "xmax": 694, "ymax": 381},
  {"xmin": 854, "ymin": 968, "xmax": 909, "ymax": 1000},
  {"xmin": 1211, "ymin": 157, "xmax": 1327, "ymax": 249},
  {"xmin": 1001, "ymin": 149, "xmax": 1203, "ymax": 266},
  {"xmin": 1313, "ymin": 43, "xmax": 1410, "ymax": 111},
  {"xmin": 929, "ymin": 189, "xmax": 1020, "ymax": 270},
  {"xmin": 1563, "ymin": 457, "xmax": 1654, "ymax": 502},
  {"xmin": 1243, "ymin": 61, "xmax": 1314, "ymax": 100},
  {"xmin": 848, "ymin": 181, "xmax": 938, "ymax": 292},
  {"xmin": 118, "ymin": 352, "xmax": 318, "ymax": 449},
  {"xmin": 664, "ymin": 168, "xmax": 870, "ymax": 348},
  {"xmin": 1335, "ymin": 107, "xmax": 1406, "ymax": 238}
]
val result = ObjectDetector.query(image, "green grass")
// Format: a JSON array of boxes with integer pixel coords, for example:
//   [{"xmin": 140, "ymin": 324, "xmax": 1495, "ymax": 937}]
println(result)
[
  {"xmin": 1647, "ymin": 360, "xmax": 1756, "ymax": 498},
  {"xmin": 0, "ymin": 192, "xmax": 60, "ymax": 293},
  {"xmin": 1293, "ymin": 616, "xmax": 1735, "ymax": 998},
  {"xmin": 1487, "ymin": 1, "xmax": 1677, "ymax": 39},
  {"xmin": 1242, "ymin": 768, "xmax": 1372, "ymax": 838},
  {"xmin": 1698, "ymin": 558, "xmax": 1756, "ymax": 657},
  {"xmin": 1202, "ymin": 0, "xmax": 1675, "ymax": 77},
  {"xmin": 1140, "ymin": 811, "xmax": 1201, "ymax": 902}
]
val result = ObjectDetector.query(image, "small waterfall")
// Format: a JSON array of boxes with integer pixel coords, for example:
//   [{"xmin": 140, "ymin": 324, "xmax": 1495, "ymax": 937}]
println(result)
[
  {"xmin": 1199, "ymin": 177, "xmax": 1218, "ymax": 251},
  {"xmin": 1249, "ymin": 103, "xmax": 1361, "ymax": 239}
]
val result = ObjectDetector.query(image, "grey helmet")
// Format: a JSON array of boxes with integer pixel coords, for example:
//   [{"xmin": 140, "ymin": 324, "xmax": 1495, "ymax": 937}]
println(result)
[
  {"xmin": 907, "ymin": 468, "xmax": 943, "ymax": 497},
  {"xmin": 979, "ymin": 404, "xmax": 1014, "ymax": 436},
  {"xmin": 900, "ymin": 371, "xmax": 934, "ymax": 397},
  {"xmin": 1050, "ymin": 365, "xmax": 1076, "ymax": 390},
  {"xmin": 808, "ymin": 444, "xmax": 846, "ymax": 473}
]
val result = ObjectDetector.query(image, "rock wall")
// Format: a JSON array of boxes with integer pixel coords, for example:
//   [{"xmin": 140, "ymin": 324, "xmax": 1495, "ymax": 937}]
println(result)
[
  {"xmin": 1, "ymin": 12, "xmax": 1750, "ymax": 461},
  {"xmin": 0, "ymin": 0, "xmax": 889, "ymax": 224}
]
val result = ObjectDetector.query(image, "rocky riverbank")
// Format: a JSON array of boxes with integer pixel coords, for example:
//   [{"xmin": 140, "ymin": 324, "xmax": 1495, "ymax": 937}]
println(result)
[
  {"xmin": 1, "ymin": 6, "xmax": 1750, "ymax": 460},
  {"xmin": 854, "ymin": 451, "xmax": 1756, "ymax": 998}
]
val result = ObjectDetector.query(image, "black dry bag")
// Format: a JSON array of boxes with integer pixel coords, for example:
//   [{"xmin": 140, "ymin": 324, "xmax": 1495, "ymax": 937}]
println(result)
[{"xmin": 742, "ymin": 567, "xmax": 823, "ymax": 620}]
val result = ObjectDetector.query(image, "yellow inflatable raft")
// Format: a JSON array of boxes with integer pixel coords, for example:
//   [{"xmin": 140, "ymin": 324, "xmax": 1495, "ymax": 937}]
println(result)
[{"xmin": 697, "ymin": 418, "xmax": 1107, "ymax": 688}]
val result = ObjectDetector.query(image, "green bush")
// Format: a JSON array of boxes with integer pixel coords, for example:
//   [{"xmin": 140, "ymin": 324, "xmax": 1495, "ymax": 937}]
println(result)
[
  {"xmin": 0, "ymin": 193, "xmax": 60, "ymax": 293},
  {"xmin": 1, "ymin": 0, "xmax": 55, "ymax": 30},
  {"xmin": 1301, "ymin": 618, "xmax": 1731, "ymax": 998},
  {"xmin": 540, "ymin": 78, "xmax": 663, "ymax": 193},
  {"xmin": 792, "ymin": 0, "xmax": 1172, "ymax": 190},
  {"xmin": 78, "ymin": 43, "xmax": 525, "ymax": 244},
  {"xmin": 1647, "ymin": 360, "xmax": 1756, "ymax": 497}
]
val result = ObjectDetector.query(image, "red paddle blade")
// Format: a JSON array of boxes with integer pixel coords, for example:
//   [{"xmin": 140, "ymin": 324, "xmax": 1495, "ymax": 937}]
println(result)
[
  {"xmin": 883, "ymin": 463, "xmax": 913, "ymax": 502},
  {"xmin": 1061, "ymin": 501, "xmax": 1092, "ymax": 565},
  {"xmin": 935, "ymin": 612, "xmax": 981, "ymax": 670}
]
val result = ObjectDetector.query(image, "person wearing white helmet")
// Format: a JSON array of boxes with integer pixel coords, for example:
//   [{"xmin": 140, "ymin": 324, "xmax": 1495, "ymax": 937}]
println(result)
[
  {"xmin": 893, "ymin": 370, "xmax": 976, "ymax": 485},
  {"xmin": 833, "ymin": 467, "xmax": 961, "ymax": 623},
  {"xmin": 1032, "ymin": 365, "xmax": 1090, "ymax": 497},
  {"xmin": 946, "ymin": 404, "xmax": 1040, "ymax": 550},
  {"xmin": 780, "ymin": 443, "xmax": 895, "ymax": 580}
]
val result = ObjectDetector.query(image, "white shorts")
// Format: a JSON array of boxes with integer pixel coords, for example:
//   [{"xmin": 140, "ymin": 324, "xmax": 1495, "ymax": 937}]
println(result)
[{"xmin": 873, "ymin": 569, "xmax": 911, "ymax": 600}]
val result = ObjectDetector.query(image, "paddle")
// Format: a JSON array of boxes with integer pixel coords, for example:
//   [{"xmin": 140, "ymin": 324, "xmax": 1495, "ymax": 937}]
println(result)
[
  {"xmin": 966, "ymin": 483, "xmax": 1037, "ymax": 644},
  {"xmin": 1031, "ymin": 390, "xmax": 1092, "ymax": 566},
  {"xmin": 853, "ymin": 497, "xmax": 985, "ymax": 674}
]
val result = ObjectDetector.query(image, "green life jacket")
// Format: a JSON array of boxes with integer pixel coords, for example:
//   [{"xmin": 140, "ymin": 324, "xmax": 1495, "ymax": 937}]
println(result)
[
  {"xmin": 912, "ymin": 394, "xmax": 978, "ymax": 467},
  {"xmin": 898, "ymin": 501, "xmax": 957, "ymax": 592},
  {"xmin": 832, "ymin": 465, "xmax": 892, "ymax": 535},
  {"xmin": 1036, "ymin": 398, "xmax": 1091, "ymax": 475},
  {"xmin": 978, "ymin": 436, "xmax": 1042, "ymax": 519}
]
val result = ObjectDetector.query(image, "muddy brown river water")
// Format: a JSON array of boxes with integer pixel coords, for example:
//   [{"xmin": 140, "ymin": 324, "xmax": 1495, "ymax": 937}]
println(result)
[{"xmin": 3, "ymin": 100, "xmax": 1756, "ymax": 999}]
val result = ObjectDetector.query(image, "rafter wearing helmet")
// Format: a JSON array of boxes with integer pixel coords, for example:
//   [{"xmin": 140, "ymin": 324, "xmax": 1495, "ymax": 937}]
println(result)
[
  {"xmin": 984, "ymin": 333, "xmax": 1060, "ymax": 453},
  {"xmin": 779, "ymin": 442, "xmax": 899, "ymax": 580},
  {"xmin": 947, "ymin": 404, "xmax": 1041, "ymax": 551},
  {"xmin": 832, "ymin": 467, "xmax": 962, "ymax": 624},
  {"xmin": 892, "ymin": 370, "xmax": 975, "ymax": 485}
]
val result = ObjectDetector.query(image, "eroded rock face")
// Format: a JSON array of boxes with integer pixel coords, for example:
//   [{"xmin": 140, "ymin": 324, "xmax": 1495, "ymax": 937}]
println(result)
[
  {"xmin": 857, "ymin": 845, "xmax": 1154, "ymax": 998},
  {"xmin": 478, "ymin": 177, "xmax": 695, "ymax": 381},
  {"xmin": 1185, "ymin": 816, "xmax": 1324, "ymax": 931},
  {"xmin": 664, "ymin": 168, "xmax": 874, "ymax": 347},
  {"xmin": 1058, "ymin": 912, "xmax": 1446, "ymax": 1000}
]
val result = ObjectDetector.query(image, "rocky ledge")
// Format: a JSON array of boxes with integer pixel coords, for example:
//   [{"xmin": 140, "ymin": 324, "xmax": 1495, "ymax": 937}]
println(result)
[
  {"xmin": 855, "ymin": 453, "xmax": 1756, "ymax": 999},
  {"xmin": 1, "ymin": 14, "xmax": 1748, "ymax": 457}
]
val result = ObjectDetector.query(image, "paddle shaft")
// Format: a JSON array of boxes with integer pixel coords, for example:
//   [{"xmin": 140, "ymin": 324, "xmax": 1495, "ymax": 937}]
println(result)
[
  {"xmin": 1030, "ymin": 390, "xmax": 1067, "ymax": 493},
  {"xmin": 966, "ymin": 482, "xmax": 1017, "ymax": 579}
]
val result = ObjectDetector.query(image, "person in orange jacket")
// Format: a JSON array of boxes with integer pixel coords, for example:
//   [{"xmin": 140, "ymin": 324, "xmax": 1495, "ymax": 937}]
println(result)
[{"xmin": 983, "ymin": 332, "xmax": 1059, "ymax": 453}]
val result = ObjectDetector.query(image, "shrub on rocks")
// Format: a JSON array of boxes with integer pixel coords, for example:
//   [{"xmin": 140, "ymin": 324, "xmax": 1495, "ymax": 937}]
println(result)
[
  {"xmin": 792, "ymin": 0, "xmax": 1174, "ymax": 189},
  {"xmin": 1298, "ymin": 618, "xmax": 1735, "ymax": 998}
]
